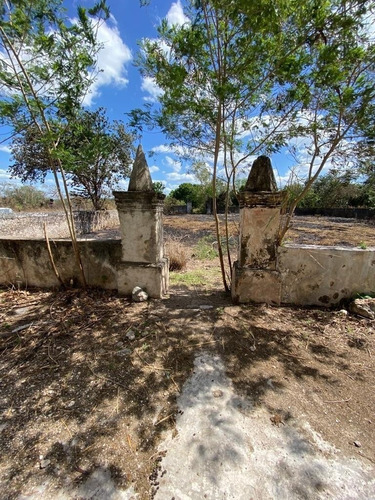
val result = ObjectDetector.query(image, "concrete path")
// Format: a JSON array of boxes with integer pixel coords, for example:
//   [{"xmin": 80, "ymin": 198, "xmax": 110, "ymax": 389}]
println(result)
[{"xmin": 155, "ymin": 352, "xmax": 375, "ymax": 500}]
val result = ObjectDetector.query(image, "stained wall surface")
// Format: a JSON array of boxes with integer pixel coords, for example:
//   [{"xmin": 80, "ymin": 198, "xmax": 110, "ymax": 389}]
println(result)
[
  {"xmin": 0, "ymin": 239, "xmax": 121, "ymax": 290},
  {"xmin": 278, "ymin": 244, "xmax": 375, "ymax": 306}
]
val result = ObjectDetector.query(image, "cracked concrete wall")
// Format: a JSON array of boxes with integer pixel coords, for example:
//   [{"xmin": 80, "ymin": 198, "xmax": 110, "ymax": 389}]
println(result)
[
  {"xmin": 0, "ymin": 239, "xmax": 121, "ymax": 289},
  {"xmin": 278, "ymin": 244, "xmax": 375, "ymax": 306}
]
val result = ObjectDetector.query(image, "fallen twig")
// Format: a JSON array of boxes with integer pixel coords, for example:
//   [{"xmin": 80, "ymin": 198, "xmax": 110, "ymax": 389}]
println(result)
[
  {"xmin": 323, "ymin": 397, "xmax": 352, "ymax": 404},
  {"xmin": 149, "ymin": 450, "xmax": 166, "ymax": 462},
  {"xmin": 189, "ymin": 340, "xmax": 217, "ymax": 347},
  {"xmin": 170, "ymin": 375, "xmax": 180, "ymax": 392},
  {"xmin": 47, "ymin": 343, "xmax": 59, "ymax": 366},
  {"xmin": 82, "ymin": 443, "xmax": 96, "ymax": 453},
  {"xmin": 87, "ymin": 364, "xmax": 133, "ymax": 392},
  {"xmin": 154, "ymin": 413, "xmax": 174, "ymax": 426},
  {"xmin": 282, "ymin": 352, "xmax": 308, "ymax": 361},
  {"xmin": 136, "ymin": 351, "xmax": 170, "ymax": 372},
  {"xmin": 62, "ymin": 420, "xmax": 73, "ymax": 439},
  {"xmin": 127, "ymin": 433, "xmax": 136, "ymax": 452}
]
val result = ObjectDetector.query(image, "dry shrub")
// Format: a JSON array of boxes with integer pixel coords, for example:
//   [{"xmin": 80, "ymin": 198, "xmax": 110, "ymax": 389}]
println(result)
[{"xmin": 165, "ymin": 238, "xmax": 189, "ymax": 271}]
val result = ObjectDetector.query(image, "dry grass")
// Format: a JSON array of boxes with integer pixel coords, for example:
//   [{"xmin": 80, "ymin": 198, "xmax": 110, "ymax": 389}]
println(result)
[{"xmin": 165, "ymin": 237, "xmax": 189, "ymax": 271}]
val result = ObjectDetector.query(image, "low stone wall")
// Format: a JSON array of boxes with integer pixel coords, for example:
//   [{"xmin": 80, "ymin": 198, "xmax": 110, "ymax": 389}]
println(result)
[
  {"xmin": 166, "ymin": 205, "xmax": 188, "ymax": 215},
  {"xmin": 279, "ymin": 244, "xmax": 375, "ymax": 306},
  {"xmin": 0, "ymin": 210, "xmax": 120, "ymax": 239},
  {"xmin": 1, "ymin": 237, "xmax": 374, "ymax": 306},
  {"xmin": 295, "ymin": 207, "xmax": 375, "ymax": 220},
  {"xmin": 2, "ymin": 237, "xmax": 374, "ymax": 306},
  {"xmin": 232, "ymin": 244, "xmax": 375, "ymax": 307},
  {"xmin": 0, "ymin": 238, "xmax": 121, "ymax": 290}
]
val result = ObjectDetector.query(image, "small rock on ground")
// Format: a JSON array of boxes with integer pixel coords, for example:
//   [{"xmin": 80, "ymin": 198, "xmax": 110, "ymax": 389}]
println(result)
[{"xmin": 132, "ymin": 286, "xmax": 148, "ymax": 302}]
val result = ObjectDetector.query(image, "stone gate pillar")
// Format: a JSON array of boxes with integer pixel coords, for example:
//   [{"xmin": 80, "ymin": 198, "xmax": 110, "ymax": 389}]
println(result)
[
  {"xmin": 113, "ymin": 145, "xmax": 169, "ymax": 298},
  {"xmin": 231, "ymin": 156, "xmax": 283, "ymax": 304}
]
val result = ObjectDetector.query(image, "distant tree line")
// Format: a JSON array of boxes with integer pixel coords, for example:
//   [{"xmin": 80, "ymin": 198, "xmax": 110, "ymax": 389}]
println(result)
[
  {"xmin": 167, "ymin": 181, "xmax": 242, "ymax": 214},
  {"xmin": 285, "ymin": 171, "xmax": 375, "ymax": 210},
  {"xmin": 166, "ymin": 168, "xmax": 375, "ymax": 214}
]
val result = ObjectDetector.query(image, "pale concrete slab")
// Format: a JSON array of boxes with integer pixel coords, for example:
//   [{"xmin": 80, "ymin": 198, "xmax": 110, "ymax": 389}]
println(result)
[{"xmin": 155, "ymin": 353, "xmax": 375, "ymax": 500}]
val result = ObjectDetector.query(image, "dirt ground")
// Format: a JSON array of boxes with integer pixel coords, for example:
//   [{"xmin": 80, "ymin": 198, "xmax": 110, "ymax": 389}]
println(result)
[
  {"xmin": 0, "ymin": 215, "xmax": 374, "ymax": 499},
  {"xmin": 163, "ymin": 213, "xmax": 375, "ymax": 248}
]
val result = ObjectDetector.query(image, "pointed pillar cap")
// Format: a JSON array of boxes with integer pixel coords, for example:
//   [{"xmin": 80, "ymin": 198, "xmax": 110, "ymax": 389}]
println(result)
[
  {"xmin": 245, "ymin": 155, "xmax": 278, "ymax": 192},
  {"xmin": 128, "ymin": 145, "xmax": 153, "ymax": 191}
]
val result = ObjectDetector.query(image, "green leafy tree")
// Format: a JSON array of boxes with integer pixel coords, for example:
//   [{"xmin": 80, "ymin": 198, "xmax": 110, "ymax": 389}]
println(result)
[
  {"xmin": 0, "ymin": 0, "xmax": 109, "ymax": 285},
  {"xmin": 134, "ymin": 0, "xmax": 300, "ymax": 289},
  {"xmin": 163, "ymin": 195, "xmax": 185, "ymax": 215},
  {"xmin": 137, "ymin": 0, "xmax": 375, "ymax": 285},
  {"xmin": 152, "ymin": 181, "xmax": 165, "ymax": 195},
  {"xmin": 66, "ymin": 111, "xmax": 134, "ymax": 210},
  {"xmin": 285, "ymin": 174, "xmax": 364, "ymax": 210},
  {"xmin": 9, "ymin": 109, "xmax": 135, "ymax": 211},
  {"xmin": 169, "ymin": 183, "xmax": 203, "ymax": 209},
  {"xmin": 279, "ymin": 0, "xmax": 375, "ymax": 237}
]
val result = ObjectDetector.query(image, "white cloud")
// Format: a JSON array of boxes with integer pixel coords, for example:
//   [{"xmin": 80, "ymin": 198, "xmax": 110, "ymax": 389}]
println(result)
[
  {"xmin": 139, "ymin": 2, "xmax": 189, "ymax": 102},
  {"xmin": 0, "ymin": 14, "xmax": 131, "ymax": 108},
  {"xmin": 152, "ymin": 144, "xmax": 187, "ymax": 156},
  {"xmin": 165, "ymin": 156, "xmax": 182, "ymax": 172},
  {"xmin": 152, "ymin": 144, "xmax": 172, "ymax": 154},
  {"xmin": 141, "ymin": 76, "xmax": 163, "ymax": 102},
  {"xmin": 0, "ymin": 168, "xmax": 11, "ymax": 180},
  {"xmin": 0, "ymin": 145, "xmax": 11, "ymax": 154},
  {"xmin": 166, "ymin": 172, "xmax": 196, "ymax": 183},
  {"xmin": 149, "ymin": 165, "xmax": 160, "ymax": 173},
  {"xmin": 166, "ymin": 1, "xmax": 190, "ymax": 26},
  {"xmin": 114, "ymin": 178, "xmax": 129, "ymax": 191},
  {"xmin": 84, "ymin": 18, "xmax": 132, "ymax": 105}
]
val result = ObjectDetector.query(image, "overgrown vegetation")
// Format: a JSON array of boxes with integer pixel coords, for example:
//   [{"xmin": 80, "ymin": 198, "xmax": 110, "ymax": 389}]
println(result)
[
  {"xmin": 194, "ymin": 236, "xmax": 218, "ymax": 260},
  {"xmin": 0, "ymin": 184, "xmax": 49, "ymax": 211},
  {"xmin": 168, "ymin": 179, "xmax": 241, "ymax": 214},
  {"xmin": 9, "ymin": 108, "xmax": 135, "ymax": 211},
  {"xmin": 285, "ymin": 171, "xmax": 375, "ymax": 210},
  {"xmin": 169, "ymin": 268, "xmax": 219, "ymax": 287}
]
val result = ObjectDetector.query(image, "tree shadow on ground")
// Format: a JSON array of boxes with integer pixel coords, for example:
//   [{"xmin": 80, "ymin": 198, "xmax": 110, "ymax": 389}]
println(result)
[
  {"xmin": 0, "ymin": 288, "xmax": 212, "ymax": 497},
  {"xmin": 0, "ymin": 287, "xmax": 373, "ymax": 498}
]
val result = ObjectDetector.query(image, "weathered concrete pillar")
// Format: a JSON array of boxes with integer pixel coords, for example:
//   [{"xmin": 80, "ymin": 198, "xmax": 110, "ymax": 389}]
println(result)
[
  {"xmin": 232, "ymin": 156, "xmax": 283, "ymax": 304},
  {"xmin": 113, "ymin": 145, "xmax": 169, "ymax": 298}
]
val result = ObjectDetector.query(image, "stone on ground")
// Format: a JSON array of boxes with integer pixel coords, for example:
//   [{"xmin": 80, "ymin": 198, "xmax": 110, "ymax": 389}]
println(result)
[{"xmin": 349, "ymin": 298, "xmax": 375, "ymax": 319}]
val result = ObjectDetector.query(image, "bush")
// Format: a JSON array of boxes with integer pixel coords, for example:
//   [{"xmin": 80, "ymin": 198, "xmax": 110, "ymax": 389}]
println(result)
[
  {"xmin": 165, "ymin": 238, "xmax": 189, "ymax": 271},
  {"xmin": 194, "ymin": 236, "xmax": 219, "ymax": 260},
  {"xmin": 0, "ymin": 185, "xmax": 49, "ymax": 211}
]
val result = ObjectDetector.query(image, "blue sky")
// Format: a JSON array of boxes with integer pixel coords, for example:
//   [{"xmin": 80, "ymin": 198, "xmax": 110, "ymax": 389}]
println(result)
[{"xmin": 0, "ymin": 0, "xmax": 293, "ymax": 195}]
